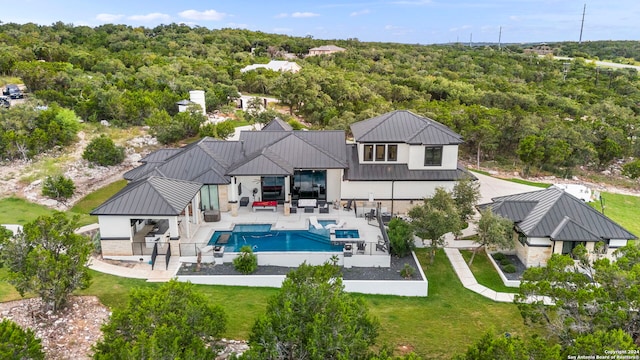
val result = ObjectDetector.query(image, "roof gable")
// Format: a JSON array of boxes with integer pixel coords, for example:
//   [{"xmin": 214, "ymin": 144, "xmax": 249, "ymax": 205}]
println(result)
[
  {"xmin": 481, "ymin": 187, "xmax": 636, "ymax": 241},
  {"xmin": 91, "ymin": 177, "xmax": 202, "ymax": 216},
  {"xmin": 262, "ymin": 117, "xmax": 293, "ymax": 131},
  {"xmin": 350, "ymin": 110, "xmax": 463, "ymax": 145}
]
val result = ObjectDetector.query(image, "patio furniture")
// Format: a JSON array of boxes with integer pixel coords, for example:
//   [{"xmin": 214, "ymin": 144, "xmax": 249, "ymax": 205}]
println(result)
[
  {"xmin": 357, "ymin": 242, "xmax": 366, "ymax": 254},
  {"xmin": 343, "ymin": 199, "xmax": 353, "ymax": 211},
  {"xmin": 252, "ymin": 201, "xmax": 277, "ymax": 212},
  {"xmin": 203, "ymin": 210, "xmax": 220, "ymax": 222},
  {"xmin": 325, "ymin": 219, "xmax": 346, "ymax": 229},
  {"xmin": 304, "ymin": 207, "xmax": 315, "ymax": 213},
  {"xmin": 290, "ymin": 205, "xmax": 297, "ymax": 213},
  {"xmin": 309, "ymin": 216, "xmax": 323, "ymax": 229},
  {"xmin": 298, "ymin": 198, "xmax": 317, "ymax": 208},
  {"xmin": 343, "ymin": 244, "xmax": 353, "ymax": 257},
  {"xmin": 318, "ymin": 200, "xmax": 329, "ymax": 213},
  {"xmin": 365, "ymin": 209, "xmax": 376, "ymax": 222},
  {"xmin": 240, "ymin": 197, "xmax": 249, "ymax": 207}
]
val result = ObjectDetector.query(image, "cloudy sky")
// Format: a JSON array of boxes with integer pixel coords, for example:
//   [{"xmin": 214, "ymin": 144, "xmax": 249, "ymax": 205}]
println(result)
[{"xmin": 2, "ymin": 0, "xmax": 638, "ymax": 44}]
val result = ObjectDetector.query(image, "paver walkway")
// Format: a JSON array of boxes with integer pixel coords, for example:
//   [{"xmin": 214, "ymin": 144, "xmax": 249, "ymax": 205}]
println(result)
[{"xmin": 443, "ymin": 247, "xmax": 516, "ymax": 303}]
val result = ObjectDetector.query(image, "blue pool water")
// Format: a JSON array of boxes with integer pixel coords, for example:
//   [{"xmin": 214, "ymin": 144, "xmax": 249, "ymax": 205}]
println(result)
[
  {"xmin": 335, "ymin": 229, "xmax": 360, "ymax": 239},
  {"xmin": 209, "ymin": 223, "xmax": 344, "ymax": 252}
]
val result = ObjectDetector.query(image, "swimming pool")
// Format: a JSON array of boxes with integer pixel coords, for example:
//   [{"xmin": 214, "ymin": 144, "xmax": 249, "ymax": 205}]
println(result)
[
  {"xmin": 208, "ymin": 223, "xmax": 344, "ymax": 252},
  {"xmin": 334, "ymin": 229, "xmax": 360, "ymax": 239}
]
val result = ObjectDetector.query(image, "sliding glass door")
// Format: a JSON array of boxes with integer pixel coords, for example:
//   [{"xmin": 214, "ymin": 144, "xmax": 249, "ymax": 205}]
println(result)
[
  {"xmin": 261, "ymin": 176, "xmax": 285, "ymax": 202},
  {"xmin": 290, "ymin": 170, "xmax": 326, "ymax": 200}
]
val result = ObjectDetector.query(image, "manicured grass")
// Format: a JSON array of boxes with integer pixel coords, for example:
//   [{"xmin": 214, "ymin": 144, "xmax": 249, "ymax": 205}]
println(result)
[
  {"xmin": 459, "ymin": 250, "xmax": 519, "ymax": 293},
  {"xmin": 70, "ymin": 180, "xmax": 127, "ymax": 216},
  {"xmin": 506, "ymin": 178, "xmax": 550, "ymax": 188},
  {"xmin": 1, "ymin": 249, "xmax": 532, "ymax": 358},
  {"xmin": 0, "ymin": 268, "xmax": 22, "ymax": 301},
  {"xmin": 0, "ymin": 197, "xmax": 54, "ymax": 224},
  {"xmin": 590, "ymin": 191, "xmax": 640, "ymax": 238}
]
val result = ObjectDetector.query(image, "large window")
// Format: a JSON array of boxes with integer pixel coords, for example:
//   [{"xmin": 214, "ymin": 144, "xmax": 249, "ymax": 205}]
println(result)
[
  {"xmin": 387, "ymin": 145, "xmax": 397, "ymax": 161},
  {"xmin": 424, "ymin": 146, "xmax": 443, "ymax": 166},
  {"xmin": 363, "ymin": 144, "xmax": 398, "ymax": 162},
  {"xmin": 364, "ymin": 145, "xmax": 374, "ymax": 161},
  {"xmin": 261, "ymin": 176, "xmax": 285, "ymax": 202},
  {"xmin": 200, "ymin": 185, "xmax": 219, "ymax": 211},
  {"xmin": 291, "ymin": 170, "xmax": 326, "ymax": 200}
]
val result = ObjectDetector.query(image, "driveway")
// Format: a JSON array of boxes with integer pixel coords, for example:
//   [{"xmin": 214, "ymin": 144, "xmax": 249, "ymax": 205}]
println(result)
[{"xmin": 472, "ymin": 171, "xmax": 542, "ymax": 204}]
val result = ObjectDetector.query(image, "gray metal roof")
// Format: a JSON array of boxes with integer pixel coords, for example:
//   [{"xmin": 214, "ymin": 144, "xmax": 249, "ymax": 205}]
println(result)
[
  {"xmin": 350, "ymin": 110, "xmax": 463, "ymax": 145},
  {"xmin": 479, "ymin": 187, "xmax": 636, "ymax": 241},
  {"xmin": 343, "ymin": 144, "xmax": 475, "ymax": 181},
  {"xmin": 262, "ymin": 117, "xmax": 293, "ymax": 131},
  {"xmin": 91, "ymin": 176, "xmax": 202, "ymax": 216}
]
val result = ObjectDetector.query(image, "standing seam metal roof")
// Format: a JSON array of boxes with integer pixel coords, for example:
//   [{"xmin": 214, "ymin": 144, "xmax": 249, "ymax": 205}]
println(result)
[
  {"xmin": 350, "ymin": 110, "xmax": 463, "ymax": 145},
  {"xmin": 90, "ymin": 177, "xmax": 202, "ymax": 216},
  {"xmin": 479, "ymin": 187, "xmax": 636, "ymax": 240}
]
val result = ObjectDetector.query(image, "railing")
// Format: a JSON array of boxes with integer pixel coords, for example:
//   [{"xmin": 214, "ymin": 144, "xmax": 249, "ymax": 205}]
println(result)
[
  {"xmin": 151, "ymin": 242, "xmax": 158, "ymax": 270},
  {"xmin": 165, "ymin": 243, "xmax": 171, "ymax": 270},
  {"xmin": 376, "ymin": 202, "xmax": 390, "ymax": 251}
]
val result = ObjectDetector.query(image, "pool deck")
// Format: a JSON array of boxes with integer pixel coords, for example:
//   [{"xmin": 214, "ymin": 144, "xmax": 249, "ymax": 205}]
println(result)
[{"xmin": 187, "ymin": 203, "xmax": 384, "ymax": 254}]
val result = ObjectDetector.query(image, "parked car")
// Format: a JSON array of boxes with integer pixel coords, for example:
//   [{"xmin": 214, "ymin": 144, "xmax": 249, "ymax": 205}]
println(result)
[{"xmin": 2, "ymin": 84, "xmax": 23, "ymax": 99}]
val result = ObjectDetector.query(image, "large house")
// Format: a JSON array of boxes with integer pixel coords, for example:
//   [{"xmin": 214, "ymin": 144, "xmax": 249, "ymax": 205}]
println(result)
[
  {"xmin": 91, "ymin": 110, "xmax": 474, "ymax": 258},
  {"xmin": 478, "ymin": 186, "xmax": 637, "ymax": 267}
]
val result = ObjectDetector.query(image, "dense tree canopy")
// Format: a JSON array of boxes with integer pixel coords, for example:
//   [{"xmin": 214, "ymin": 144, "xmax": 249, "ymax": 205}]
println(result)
[
  {"xmin": 1, "ymin": 23, "xmax": 640, "ymax": 176},
  {"xmin": 93, "ymin": 280, "xmax": 227, "ymax": 359}
]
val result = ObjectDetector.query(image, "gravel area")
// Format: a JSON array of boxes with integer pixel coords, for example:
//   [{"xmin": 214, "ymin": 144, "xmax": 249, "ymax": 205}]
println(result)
[
  {"xmin": 178, "ymin": 253, "xmax": 424, "ymax": 281},
  {"xmin": 491, "ymin": 253, "xmax": 526, "ymax": 281}
]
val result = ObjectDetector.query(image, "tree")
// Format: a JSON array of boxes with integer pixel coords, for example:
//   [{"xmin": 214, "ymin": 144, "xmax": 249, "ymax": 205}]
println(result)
[
  {"xmin": 0, "ymin": 212, "xmax": 92, "ymax": 312},
  {"xmin": 622, "ymin": 159, "xmax": 640, "ymax": 179},
  {"xmin": 563, "ymin": 329, "xmax": 639, "ymax": 358},
  {"xmin": 452, "ymin": 177, "xmax": 481, "ymax": 223},
  {"xmin": 93, "ymin": 279, "xmax": 227, "ymax": 359},
  {"xmin": 517, "ymin": 135, "xmax": 544, "ymax": 177},
  {"xmin": 233, "ymin": 245, "xmax": 258, "ymax": 274},
  {"xmin": 387, "ymin": 218, "xmax": 415, "ymax": 257},
  {"xmin": 215, "ymin": 119, "xmax": 236, "ymax": 140},
  {"xmin": 41, "ymin": 174, "xmax": 75, "ymax": 202},
  {"xmin": 83, "ymin": 135, "xmax": 125, "ymax": 166},
  {"xmin": 0, "ymin": 319, "xmax": 45, "ymax": 360},
  {"xmin": 243, "ymin": 263, "xmax": 379, "ymax": 359},
  {"xmin": 455, "ymin": 331, "xmax": 560, "ymax": 360},
  {"xmin": 468, "ymin": 208, "xmax": 513, "ymax": 266},
  {"xmin": 408, "ymin": 188, "xmax": 462, "ymax": 264},
  {"xmin": 515, "ymin": 243, "xmax": 640, "ymax": 346}
]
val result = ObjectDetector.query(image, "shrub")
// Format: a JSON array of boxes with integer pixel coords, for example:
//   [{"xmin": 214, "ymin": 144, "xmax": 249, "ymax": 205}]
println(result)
[
  {"xmin": 0, "ymin": 319, "xmax": 44, "ymax": 360},
  {"xmin": 233, "ymin": 245, "xmax": 258, "ymax": 274},
  {"xmin": 400, "ymin": 263, "xmax": 416, "ymax": 279},
  {"xmin": 500, "ymin": 258, "xmax": 512, "ymax": 266},
  {"xmin": 492, "ymin": 252, "xmax": 506, "ymax": 261},
  {"xmin": 42, "ymin": 175, "xmax": 75, "ymax": 201},
  {"xmin": 388, "ymin": 218, "xmax": 415, "ymax": 257},
  {"xmin": 83, "ymin": 135, "xmax": 125, "ymax": 166},
  {"xmin": 503, "ymin": 264, "xmax": 517, "ymax": 273}
]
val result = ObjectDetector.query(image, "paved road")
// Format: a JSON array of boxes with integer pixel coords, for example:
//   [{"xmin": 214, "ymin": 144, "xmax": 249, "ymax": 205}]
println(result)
[{"xmin": 472, "ymin": 171, "xmax": 541, "ymax": 204}]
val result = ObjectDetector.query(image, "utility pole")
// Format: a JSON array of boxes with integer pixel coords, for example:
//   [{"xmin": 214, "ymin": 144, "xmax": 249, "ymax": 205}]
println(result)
[
  {"xmin": 579, "ymin": 3, "xmax": 586, "ymax": 44},
  {"xmin": 498, "ymin": 26, "xmax": 502, "ymax": 50}
]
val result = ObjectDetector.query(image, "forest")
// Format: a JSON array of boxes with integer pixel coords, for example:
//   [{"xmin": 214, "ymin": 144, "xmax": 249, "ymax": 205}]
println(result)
[{"xmin": 1, "ymin": 21, "xmax": 639, "ymax": 179}]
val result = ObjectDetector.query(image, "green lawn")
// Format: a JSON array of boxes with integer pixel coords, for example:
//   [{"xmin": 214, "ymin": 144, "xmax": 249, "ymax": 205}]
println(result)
[
  {"xmin": 590, "ymin": 192, "xmax": 640, "ymax": 238},
  {"xmin": 459, "ymin": 250, "xmax": 519, "ymax": 293},
  {"xmin": 0, "ymin": 249, "xmax": 531, "ymax": 359},
  {"xmin": 69, "ymin": 179, "xmax": 127, "ymax": 226},
  {"xmin": 0, "ymin": 197, "xmax": 55, "ymax": 224}
]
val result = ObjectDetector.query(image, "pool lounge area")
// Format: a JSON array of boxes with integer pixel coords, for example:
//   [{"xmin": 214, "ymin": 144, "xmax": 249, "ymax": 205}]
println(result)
[{"xmin": 178, "ymin": 203, "xmax": 391, "ymax": 269}]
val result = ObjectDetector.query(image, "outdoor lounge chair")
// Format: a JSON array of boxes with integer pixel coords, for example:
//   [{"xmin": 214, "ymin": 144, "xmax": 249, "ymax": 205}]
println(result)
[
  {"xmin": 343, "ymin": 199, "xmax": 353, "ymax": 211},
  {"xmin": 318, "ymin": 200, "xmax": 329, "ymax": 213},
  {"xmin": 325, "ymin": 219, "xmax": 346, "ymax": 229},
  {"xmin": 365, "ymin": 209, "xmax": 376, "ymax": 222},
  {"xmin": 309, "ymin": 216, "xmax": 323, "ymax": 229}
]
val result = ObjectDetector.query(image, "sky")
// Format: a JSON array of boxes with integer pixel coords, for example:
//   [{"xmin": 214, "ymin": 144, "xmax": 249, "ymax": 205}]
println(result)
[{"xmin": 2, "ymin": 0, "xmax": 639, "ymax": 44}]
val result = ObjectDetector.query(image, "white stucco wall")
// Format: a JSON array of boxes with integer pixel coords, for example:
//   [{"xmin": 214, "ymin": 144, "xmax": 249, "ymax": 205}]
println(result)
[
  {"xmin": 407, "ymin": 144, "xmax": 458, "ymax": 170},
  {"xmin": 340, "ymin": 180, "xmax": 456, "ymax": 200},
  {"xmin": 609, "ymin": 239, "xmax": 628, "ymax": 248},
  {"xmin": 98, "ymin": 216, "xmax": 132, "ymax": 239},
  {"xmin": 325, "ymin": 169, "xmax": 342, "ymax": 202}
]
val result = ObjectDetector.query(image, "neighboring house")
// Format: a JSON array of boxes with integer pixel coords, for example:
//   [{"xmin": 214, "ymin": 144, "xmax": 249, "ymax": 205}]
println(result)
[
  {"xmin": 478, "ymin": 187, "xmax": 637, "ymax": 268},
  {"xmin": 308, "ymin": 45, "xmax": 346, "ymax": 56},
  {"xmin": 92, "ymin": 110, "xmax": 473, "ymax": 258},
  {"xmin": 240, "ymin": 60, "xmax": 301, "ymax": 73}
]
